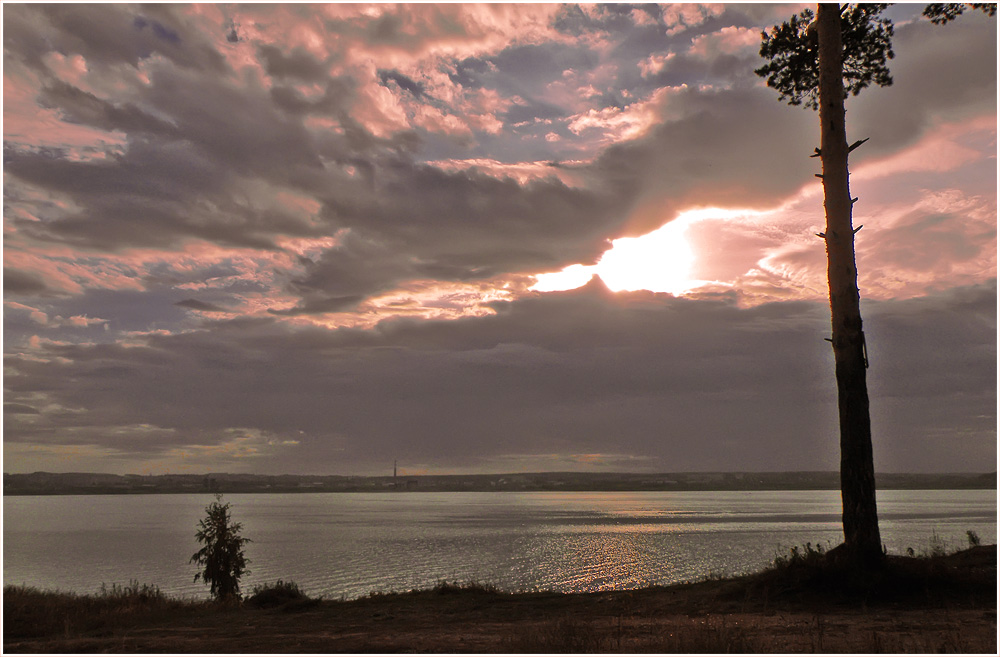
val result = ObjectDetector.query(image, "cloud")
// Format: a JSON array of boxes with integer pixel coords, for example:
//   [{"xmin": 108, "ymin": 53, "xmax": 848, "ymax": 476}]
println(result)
[
  {"xmin": 175, "ymin": 299, "xmax": 231, "ymax": 313},
  {"xmin": 4, "ymin": 281, "xmax": 994, "ymax": 474},
  {"xmin": 4, "ymin": 267, "xmax": 50, "ymax": 295},
  {"xmin": 2, "ymin": 3, "xmax": 994, "ymax": 477},
  {"xmin": 851, "ymin": 11, "xmax": 997, "ymax": 152}
]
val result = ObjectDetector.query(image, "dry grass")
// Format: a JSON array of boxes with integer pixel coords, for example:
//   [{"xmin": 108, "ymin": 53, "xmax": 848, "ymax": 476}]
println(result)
[{"xmin": 3, "ymin": 580, "xmax": 200, "ymax": 641}]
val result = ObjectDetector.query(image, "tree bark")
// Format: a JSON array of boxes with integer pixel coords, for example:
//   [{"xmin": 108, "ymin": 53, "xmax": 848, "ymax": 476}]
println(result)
[{"xmin": 816, "ymin": 3, "xmax": 882, "ymax": 564}]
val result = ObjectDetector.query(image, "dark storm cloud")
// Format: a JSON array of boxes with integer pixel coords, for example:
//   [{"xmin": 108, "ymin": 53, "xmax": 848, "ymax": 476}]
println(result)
[
  {"xmin": 36, "ymin": 79, "xmax": 180, "ymax": 137},
  {"xmin": 278, "ymin": 232, "xmax": 415, "ymax": 311},
  {"xmin": 258, "ymin": 44, "xmax": 332, "ymax": 81},
  {"xmin": 593, "ymin": 85, "xmax": 817, "ymax": 235},
  {"xmin": 4, "ymin": 4, "xmax": 226, "ymax": 74},
  {"xmin": 141, "ymin": 64, "xmax": 326, "ymax": 177},
  {"xmin": 4, "ymin": 267, "xmax": 50, "ymax": 295},
  {"xmin": 863, "ymin": 281, "xmax": 997, "ymax": 471},
  {"xmin": 307, "ymin": 161, "xmax": 632, "ymax": 295},
  {"xmin": 268, "ymin": 77, "xmax": 356, "ymax": 117},
  {"xmin": 5, "ymin": 281, "xmax": 994, "ymax": 473},
  {"xmin": 851, "ymin": 10, "xmax": 997, "ymax": 155},
  {"xmin": 5, "ymin": 141, "xmax": 294, "ymax": 251}
]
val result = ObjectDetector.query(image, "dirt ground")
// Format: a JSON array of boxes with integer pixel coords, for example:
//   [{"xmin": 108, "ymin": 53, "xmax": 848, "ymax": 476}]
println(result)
[{"xmin": 6, "ymin": 590, "xmax": 996, "ymax": 653}]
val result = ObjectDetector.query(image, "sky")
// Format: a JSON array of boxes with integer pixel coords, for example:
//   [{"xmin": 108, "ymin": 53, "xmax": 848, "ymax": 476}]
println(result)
[{"xmin": 3, "ymin": 3, "xmax": 996, "ymax": 477}]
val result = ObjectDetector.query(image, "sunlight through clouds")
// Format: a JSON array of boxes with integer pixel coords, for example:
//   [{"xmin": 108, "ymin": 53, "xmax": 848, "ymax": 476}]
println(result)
[
  {"xmin": 597, "ymin": 217, "xmax": 696, "ymax": 293},
  {"xmin": 532, "ymin": 208, "xmax": 766, "ymax": 295}
]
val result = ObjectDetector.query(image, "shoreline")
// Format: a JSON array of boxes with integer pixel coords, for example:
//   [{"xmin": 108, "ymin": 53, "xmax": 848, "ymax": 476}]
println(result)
[
  {"xmin": 5, "ymin": 546, "xmax": 996, "ymax": 653},
  {"xmin": 4, "ymin": 469, "xmax": 995, "ymax": 496}
]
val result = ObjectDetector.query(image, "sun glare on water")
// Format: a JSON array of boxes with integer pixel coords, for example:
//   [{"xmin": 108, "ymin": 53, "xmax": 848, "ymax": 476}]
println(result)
[{"xmin": 533, "ymin": 212, "xmax": 700, "ymax": 295}]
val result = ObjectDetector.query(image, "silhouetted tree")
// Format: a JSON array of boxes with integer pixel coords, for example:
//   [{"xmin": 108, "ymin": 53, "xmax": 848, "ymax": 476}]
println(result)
[
  {"xmin": 756, "ymin": 2, "xmax": 892, "ymax": 566},
  {"xmin": 191, "ymin": 493, "xmax": 251, "ymax": 600},
  {"xmin": 923, "ymin": 2, "xmax": 996, "ymax": 24},
  {"xmin": 755, "ymin": 2, "xmax": 994, "ymax": 565}
]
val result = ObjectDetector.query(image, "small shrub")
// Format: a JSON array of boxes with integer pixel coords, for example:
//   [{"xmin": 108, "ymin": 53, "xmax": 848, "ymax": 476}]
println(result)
[
  {"xmin": 246, "ymin": 580, "xmax": 310, "ymax": 608},
  {"xmin": 928, "ymin": 531, "xmax": 948, "ymax": 558},
  {"xmin": 966, "ymin": 530, "xmax": 981, "ymax": 547},
  {"xmin": 773, "ymin": 541, "xmax": 826, "ymax": 568}
]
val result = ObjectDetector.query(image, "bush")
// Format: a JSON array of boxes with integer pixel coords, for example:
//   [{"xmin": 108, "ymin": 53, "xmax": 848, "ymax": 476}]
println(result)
[
  {"xmin": 966, "ymin": 530, "xmax": 981, "ymax": 548},
  {"xmin": 190, "ymin": 493, "xmax": 251, "ymax": 601},
  {"xmin": 246, "ymin": 580, "xmax": 311, "ymax": 608}
]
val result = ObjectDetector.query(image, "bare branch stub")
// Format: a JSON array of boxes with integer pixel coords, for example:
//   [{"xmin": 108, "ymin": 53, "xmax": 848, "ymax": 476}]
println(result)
[{"xmin": 848, "ymin": 137, "xmax": 870, "ymax": 153}]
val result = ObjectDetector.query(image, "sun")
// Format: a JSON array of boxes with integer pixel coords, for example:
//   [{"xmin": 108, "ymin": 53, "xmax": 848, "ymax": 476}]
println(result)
[
  {"xmin": 532, "ymin": 213, "xmax": 699, "ymax": 295},
  {"xmin": 596, "ymin": 218, "xmax": 695, "ymax": 294}
]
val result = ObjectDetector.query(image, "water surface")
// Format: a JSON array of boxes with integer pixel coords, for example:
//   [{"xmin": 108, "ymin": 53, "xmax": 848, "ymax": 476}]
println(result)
[{"xmin": 3, "ymin": 489, "xmax": 994, "ymax": 600}]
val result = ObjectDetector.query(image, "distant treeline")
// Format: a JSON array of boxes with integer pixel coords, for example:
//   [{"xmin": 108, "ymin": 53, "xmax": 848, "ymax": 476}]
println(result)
[{"xmin": 3, "ymin": 470, "xmax": 996, "ymax": 496}]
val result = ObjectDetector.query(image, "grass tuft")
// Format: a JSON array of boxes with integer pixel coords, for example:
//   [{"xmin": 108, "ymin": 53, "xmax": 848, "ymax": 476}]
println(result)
[{"xmin": 429, "ymin": 580, "xmax": 502, "ymax": 595}]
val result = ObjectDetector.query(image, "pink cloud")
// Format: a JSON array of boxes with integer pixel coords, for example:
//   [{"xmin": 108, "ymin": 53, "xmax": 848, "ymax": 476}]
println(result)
[
  {"xmin": 425, "ymin": 158, "xmax": 589, "ymax": 188},
  {"xmin": 65, "ymin": 315, "xmax": 109, "ymax": 328},
  {"xmin": 663, "ymin": 4, "xmax": 726, "ymax": 36},
  {"xmin": 854, "ymin": 115, "xmax": 996, "ymax": 181},
  {"xmin": 5, "ymin": 301, "xmax": 49, "ymax": 325},
  {"xmin": 639, "ymin": 52, "xmax": 676, "ymax": 78},
  {"xmin": 688, "ymin": 26, "xmax": 760, "ymax": 58},
  {"xmin": 353, "ymin": 74, "xmax": 412, "ymax": 138},
  {"xmin": 2, "ymin": 246, "xmax": 145, "ymax": 295},
  {"xmin": 412, "ymin": 104, "xmax": 473, "ymax": 138},
  {"xmin": 567, "ymin": 87, "xmax": 671, "ymax": 142},
  {"xmin": 322, "ymin": 4, "xmax": 567, "ymax": 65},
  {"xmin": 3, "ymin": 70, "xmax": 127, "ymax": 156},
  {"xmin": 855, "ymin": 189, "xmax": 996, "ymax": 299}
]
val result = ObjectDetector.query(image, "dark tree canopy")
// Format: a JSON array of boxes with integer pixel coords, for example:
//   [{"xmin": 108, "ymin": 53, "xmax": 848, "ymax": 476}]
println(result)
[
  {"xmin": 755, "ymin": 4, "xmax": 895, "ymax": 110},
  {"xmin": 923, "ymin": 2, "xmax": 997, "ymax": 24}
]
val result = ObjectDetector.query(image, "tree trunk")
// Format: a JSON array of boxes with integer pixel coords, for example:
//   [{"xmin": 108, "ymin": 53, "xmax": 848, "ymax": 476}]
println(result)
[{"xmin": 816, "ymin": 3, "xmax": 882, "ymax": 564}]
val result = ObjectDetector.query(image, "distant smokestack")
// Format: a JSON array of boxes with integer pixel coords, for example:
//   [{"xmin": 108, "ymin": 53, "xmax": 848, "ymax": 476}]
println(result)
[{"xmin": 394, "ymin": 460, "xmax": 397, "ymax": 479}]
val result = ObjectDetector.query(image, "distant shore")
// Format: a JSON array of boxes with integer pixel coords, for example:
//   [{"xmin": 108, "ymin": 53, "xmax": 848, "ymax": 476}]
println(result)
[
  {"xmin": 4, "ymin": 545, "xmax": 996, "ymax": 653},
  {"xmin": 4, "ymin": 469, "xmax": 995, "ymax": 496}
]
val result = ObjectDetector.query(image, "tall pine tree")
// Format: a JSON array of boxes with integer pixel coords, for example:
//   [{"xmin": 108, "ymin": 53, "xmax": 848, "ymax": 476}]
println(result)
[{"xmin": 756, "ymin": 2, "xmax": 995, "ymax": 565}]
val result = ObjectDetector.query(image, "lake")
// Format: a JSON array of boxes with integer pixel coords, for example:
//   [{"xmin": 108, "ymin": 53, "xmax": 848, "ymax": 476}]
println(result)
[{"xmin": 3, "ymin": 489, "xmax": 995, "ymax": 600}]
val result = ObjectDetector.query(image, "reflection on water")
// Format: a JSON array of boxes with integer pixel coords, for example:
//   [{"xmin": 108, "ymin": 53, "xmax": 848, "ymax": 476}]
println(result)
[{"xmin": 4, "ymin": 489, "xmax": 995, "ymax": 600}]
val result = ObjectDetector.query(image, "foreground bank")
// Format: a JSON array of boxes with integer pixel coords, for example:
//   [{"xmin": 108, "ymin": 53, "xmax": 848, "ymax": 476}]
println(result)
[{"xmin": 4, "ymin": 545, "xmax": 995, "ymax": 653}]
